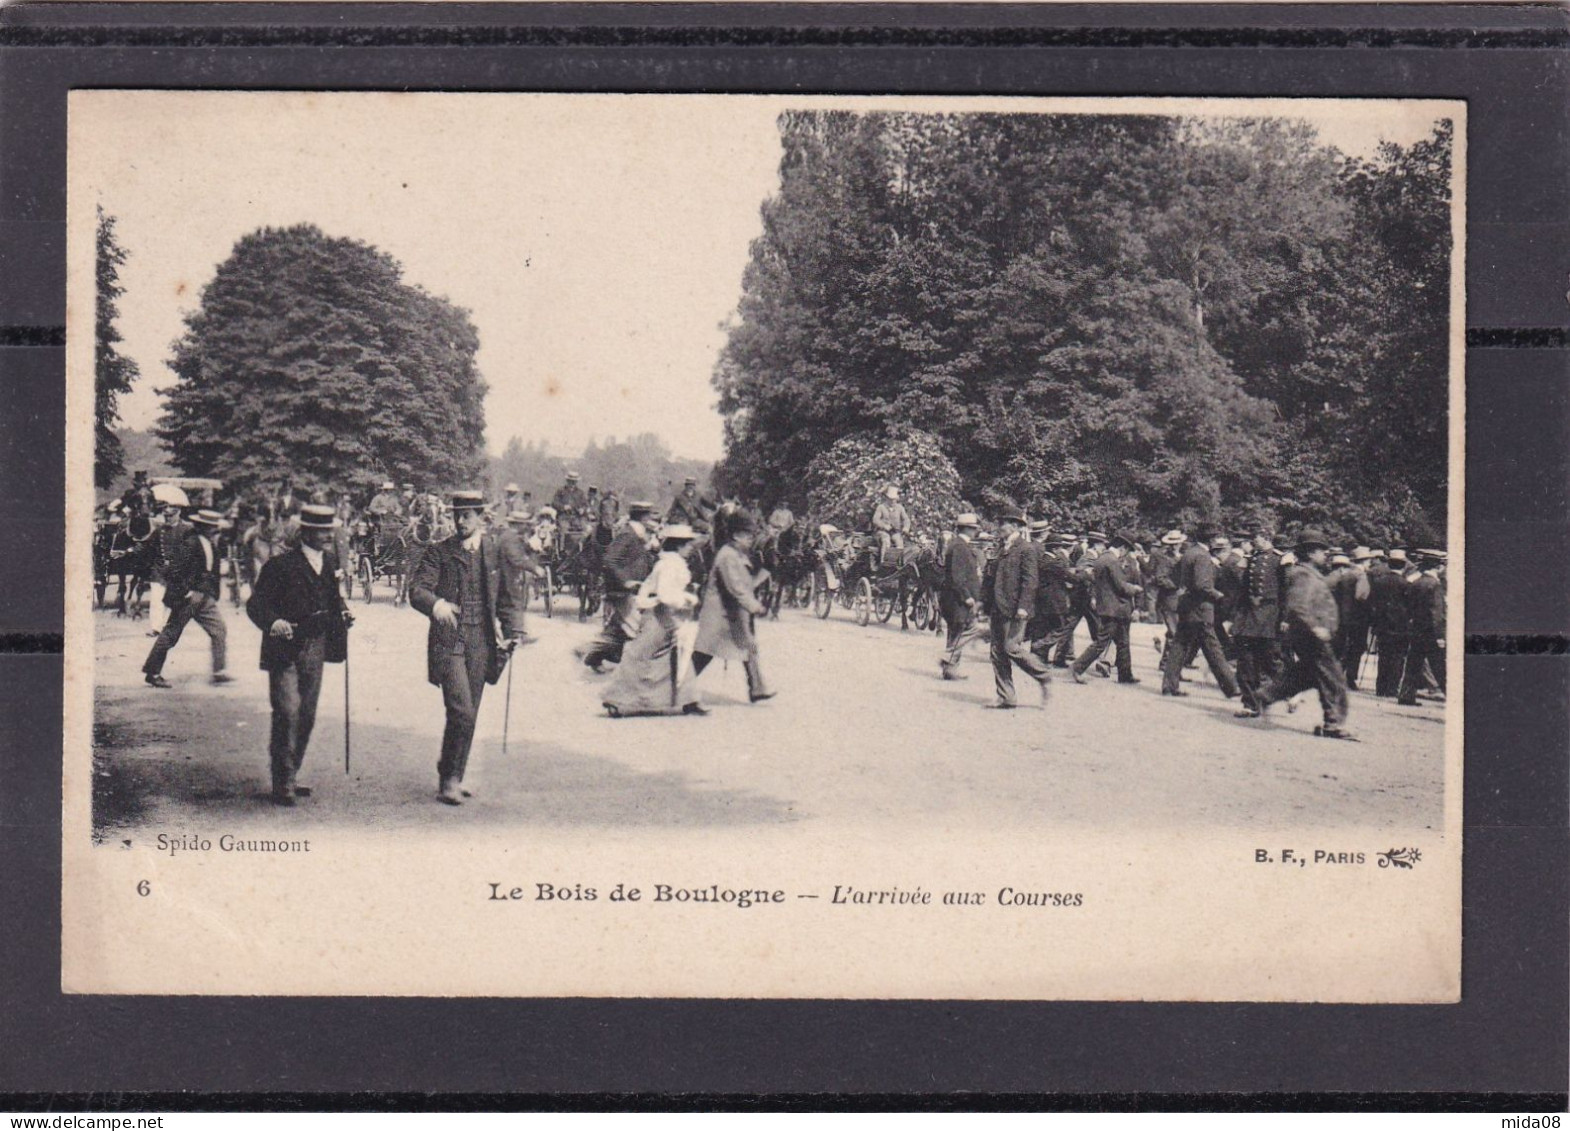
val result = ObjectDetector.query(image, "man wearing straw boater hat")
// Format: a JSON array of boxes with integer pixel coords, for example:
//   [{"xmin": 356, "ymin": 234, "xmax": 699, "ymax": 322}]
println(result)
[
  {"xmin": 142, "ymin": 508, "xmax": 232, "ymax": 689},
  {"xmin": 1249, "ymin": 529, "xmax": 1354, "ymax": 740},
  {"xmin": 245, "ymin": 504, "xmax": 352, "ymax": 805},
  {"xmin": 409, "ymin": 490, "xmax": 527, "ymax": 805}
]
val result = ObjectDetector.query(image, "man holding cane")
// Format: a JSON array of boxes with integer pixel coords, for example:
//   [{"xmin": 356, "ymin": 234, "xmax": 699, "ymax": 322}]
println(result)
[
  {"xmin": 246, "ymin": 504, "xmax": 352, "ymax": 806},
  {"xmin": 410, "ymin": 491, "xmax": 526, "ymax": 806}
]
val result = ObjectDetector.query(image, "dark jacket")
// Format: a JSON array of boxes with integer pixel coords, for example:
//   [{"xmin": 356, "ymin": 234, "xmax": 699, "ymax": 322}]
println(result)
[
  {"xmin": 161, "ymin": 529, "xmax": 222, "ymax": 605},
  {"xmin": 1405, "ymin": 571, "xmax": 1446, "ymax": 639},
  {"xmin": 602, "ymin": 525, "xmax": 655, "ymax": 591},
  {"xmin": 940, "ymin": 536, "xmax": 981, "ymax": 620},
  {"xmin": 409, "ymin": 533, "xmax": 526, "ymax": 686},
  {"xmin": 1089, "ymin": 550, "xmax": 1141, "ymax": 620},
  {"xmin": 1281, "ymin": 563, "xmax": 1339, "ymax": 638},
  {"xmin": 1231, "ymin": 548, "xmax": 1284, "ymax": 639},
  {"xmin": 1037, "ymin": 548, "xmax": 1074, "ymax": 616},
  {"xmin": 1367, "ymin": 563, "xmax": 1408, "ymax": 635},
  {"xmin": 1328, "ymin": 566, "xmax": 1371, "ymax": 631},
  {"xmin": 990, "ymin": 535, "xmax": 1038, "ymax": 619},
  {"xmin": 1150, "ymin": 549, "xmax": 1181, "ymax": 616},
  {"xmin": 1175, "ymin": 544, "xmax": 1225, "ymax": 625},
  {"xmin": 246, "ymin": 547, "xmax": 348, "ymax": 670}
]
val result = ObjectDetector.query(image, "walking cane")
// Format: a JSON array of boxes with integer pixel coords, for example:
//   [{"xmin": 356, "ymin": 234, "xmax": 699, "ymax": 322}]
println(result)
[
  {"xmin": 344, "ymin": 627, "xmax": 352, "ymax": 775},
  {"xmin": 502, "ymin": 652, "xmax": 515, "ymax": 758}
]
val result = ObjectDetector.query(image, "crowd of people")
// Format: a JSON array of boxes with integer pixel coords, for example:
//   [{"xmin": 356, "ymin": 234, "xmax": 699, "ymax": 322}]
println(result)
[
  {"xmin": 932, "ymin": 508, "xmax": 1449, "ymax": 740},
  {"xmin": 96, "ymin": 466, "xmax": 1447, "ymax": 808}
]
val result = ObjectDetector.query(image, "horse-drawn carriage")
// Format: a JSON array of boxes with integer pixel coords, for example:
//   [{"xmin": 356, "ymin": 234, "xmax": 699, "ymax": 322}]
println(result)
[
  {"xmin": 529, "ymin": 510, "xmax": 603, "ymax": 621},
  {"xmin": 348, "ymin": 513, "xmax": 426, "ymax": 605},
  {"xmin": 807, "ymin": 526, "xmax": 942, "ymax": 630}
]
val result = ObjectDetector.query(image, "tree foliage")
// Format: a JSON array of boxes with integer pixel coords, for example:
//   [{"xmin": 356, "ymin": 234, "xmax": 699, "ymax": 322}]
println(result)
[
  {"xmin": 95, "ymin": 207, "xmax": 140, "ymax": 490},
  {"xmin": 714, "ymin": 111, "xmax": 1454, "ymax": 544},
  {"xmin": 804, "ymin": 426, "xmax": 964, "ymax": 534},
  {"xmin": 488, "ymin": 433, "xmax": 712, "ymax": 509},
  {"xmin": 158, "ymin": 224, "xmax": 487, "ymax": 500}
]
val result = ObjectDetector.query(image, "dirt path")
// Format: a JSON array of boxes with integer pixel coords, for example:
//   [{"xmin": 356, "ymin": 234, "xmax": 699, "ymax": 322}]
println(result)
[{"xmin": 92, "ymin": 591, "xmax": 1446, "ymax": 838}]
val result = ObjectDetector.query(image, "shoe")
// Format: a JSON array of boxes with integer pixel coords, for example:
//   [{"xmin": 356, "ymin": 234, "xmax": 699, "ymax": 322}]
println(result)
[
  {"xmin": 293, "ymin": 786, "xmax": 312, "ymax": 797},
  {"xmin": 940, "ymin": 670, "xmax": 968, "ymax": 682},
  {"xmin": 1234, "ymin": 708, "xmax": 1262, "ymax": 719},
  {"xmin": 1161, "ymin": 690, "xmax": 1189, "ymax": 698},
  {"xmin": 604, "ymin": 704, "xmax": 621, "ymax": 718},
  {"xmin": 1397, "ymin": 698, "xmax": 1419, "ymax": 707},
  {"xmin": 1050, "ymin": 660, "xmax": 1070, "ymax": 669},
  {"xmin": 682, "ymin": 702, "xmax": 710, "ymax": 716},
  {"xmin": 1314, "ymin": 725, "xmax": 1358, "ymax": 741},
  {"xmin": 438, "ymin": 779, "xmax": 463, "ymax": 805},
  {"xmin": 1119, "ymin": 677, "xmax": 1142, "ymax": 685},
  {"xmin": 992, "ymin": 702, "xmax": 1017, "ymax": 710},
  {"xmin": 144, "ymin": 674, "xmax": 172, "ymax": 689},
  {"xmin": 210, "ymin": 672, "xmax": 235, "ymax": 685},
  {"xmin": 1070, "ymin": 670, "xmax": 1088, "ymax": 685},
  {"xmin": 460, "ymin": 786, "xmax": 473, "ymax": 798},
  {"xmin": 1093, "ymin": 661, "xmax": 1112, "ymax": 679},
  {"xmin": 516, "ymin": 633, "xmax": 539, "ymax": 646},
  {"xmin": 749, "ymin": 690, "xmax": 777, "ymax": 704},
  {"xmin": 271, "ymin": 791, "xmax": 296, "ymax": 807},
  {"xmin": 1038, "ymin": 679, "xmax": 1051, "ymax": 707}
]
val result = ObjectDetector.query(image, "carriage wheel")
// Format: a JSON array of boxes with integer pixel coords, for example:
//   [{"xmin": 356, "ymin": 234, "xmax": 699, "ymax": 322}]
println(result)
[
  {"xmin": 812, "ymin": 569, "xmax": 832, "ymax": 619},
  {"xmin": 541, "ymin": 567, "xmax": 555, "ymax": 619},
  {"xmin": 874, "ymin": 585, "xmax": 896, "ymax": 624},
  {"xmin": 359, "ymin": 555, "xmax": 374, "ymax": 603},
  {"xmin": 854, "ymin": 577, "xmax": 873, "ymax": 626},
  {"xmin": 911, "ymin": 587, "xmax": 933, "ymax": 631}
]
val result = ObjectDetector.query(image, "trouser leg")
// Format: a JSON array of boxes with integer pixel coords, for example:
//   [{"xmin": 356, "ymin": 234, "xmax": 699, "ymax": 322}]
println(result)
[
  {"xmin": 1341, "ymin": 626, "xmax": 1367, "ymax": 690},
  {"xmin": 942, "ymin": 608, "xmax": 982, "ymax": 671},
  {"xmin": 744, "ymin": 656, "xmax": 770, "ymax": 699},
  {"xmin": 1312, "ymin": 639, "xmax": 1349, "ymax": 726},
  {"xmin": 292, "ymin": 637, "xmax": 325, "ymax": 771},
  {"xmin": 142, "ymin": 600, "xmax": 194, "ymax": 676},
  {"xmin": 1071, "ymin": 616, "xmax": 1113, "ymax": 675},
  {"xmin": 1196, "ymin": 622, "xmax": 1240, "ymax": 696},
  {"xmin": 1374, "ymin": 632, "xmax": 1407, "ymax": 697},
  {"xmin": 1161, "ymin": 623, "xmax": 1188, "ymax": 694},
  {"xmin": 1110, "ymin": 617, "xmax": 1134, "ymax": 680},
  {"xmin": 989, "ymin": 615, "xmax": 1016, "ymax": 706},
  {"xmin": 269, "ymin": 663, "xmax": 302, "ymax": 795},
  {"xmin": 1005, "ymin": 618, "xmax": 1051, "ymax": 685},
  {"xmin": 438, "ymin": 639, "xmax": 489, "ymax": 783},
  {"xmin": 189, "ymin": 593, "xmax": 227, "ymax": 673},
  {"xmin": 1049, "ymin": 615, "xmax": 1079, "ymax": 665}
]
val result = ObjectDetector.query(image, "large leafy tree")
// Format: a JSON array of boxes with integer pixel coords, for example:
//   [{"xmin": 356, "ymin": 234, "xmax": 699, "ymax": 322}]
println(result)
[
  {"xmin": 715, "ymin": 110, "xmax": 1454, "ymax": 541},
  {"xmin": 95, "ymin": 207, "xmax": 140, "ymax": 490},
  {"xmin": 158, "ymin": 224, "xmax": 487, "ymax": 500}
]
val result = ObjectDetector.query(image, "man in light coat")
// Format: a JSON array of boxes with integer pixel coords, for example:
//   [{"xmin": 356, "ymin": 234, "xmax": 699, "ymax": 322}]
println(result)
[{"xmin": 692, "ymin": 512, "xmax": 774, "ymax": 703}]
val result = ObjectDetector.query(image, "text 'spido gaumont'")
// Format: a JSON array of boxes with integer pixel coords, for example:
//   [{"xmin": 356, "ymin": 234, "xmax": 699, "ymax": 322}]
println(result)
[{"xmin": 492, "ymin": 882, "xmax": 1084, "ymax": 909}]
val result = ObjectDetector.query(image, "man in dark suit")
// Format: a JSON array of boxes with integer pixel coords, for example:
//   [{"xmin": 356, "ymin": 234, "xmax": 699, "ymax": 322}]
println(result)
[
  {"xmin": 245, "ymin": 504, "xmax": 351, "ymax": 805},
  {"xmin": 988, "ymin": 509, "xmax": 1051, "ymax": 709},
  {"xmin": 1369, "ymin": 549, "xmax": 1410, "ymax": 696},
  {"xmin": 1151, "ymin": 530, "xmax": 1185, "ymax": 668},
  {"xmin": 1070, "ymin": 531, "xmax": 1144, "ymax": 684},
  {"xmin": 1161, "ymin": 529, "xmax": 1241, "ymax": 698},
  {"xmin": 142, "ymin": 509, "xmax": 231, "ymax": 688},
  {"xmin": 1397, "ymin": 549, "xmax": 1448, "ymax": 706},
  {"xmin": 410, "ymin": 491, "xmax": 527, "ymax": 805},
  {"xmin": 1030, "ymin": 532, "xmax": 1074, "ymax": 661},
  {"xmin": 938, "ymin": 513, "xmax": 984, "ymax": 680},
  {"xmin": 1252, "ymin": 529, "xmax": 1353, "ymax": 739},
  {"xmin": 582, "ymin": 501, "xmax": 657, "ymax": 672},
  {"xmin": 1231, "ymin": 525, "xmax": 1285, "ymax": 718}
]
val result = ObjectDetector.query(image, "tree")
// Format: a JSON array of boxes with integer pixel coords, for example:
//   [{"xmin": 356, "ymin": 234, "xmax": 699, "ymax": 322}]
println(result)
[
  {"xmin": 804, "ymin": 427, "xmax": 964, "ymax": 536},
  {"xmin": 95, "ymin": 207, "xmax": 140, "ymax": 490},
  {"xmin": 158, "ymin": 225, "xmax": 487, "ymax": 501}
]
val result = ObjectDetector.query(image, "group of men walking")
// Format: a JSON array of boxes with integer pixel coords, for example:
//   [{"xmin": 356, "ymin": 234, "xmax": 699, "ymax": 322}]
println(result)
[{"xmin": 937, "ymin": 511, "xmax": 1450, "ymax": 739}]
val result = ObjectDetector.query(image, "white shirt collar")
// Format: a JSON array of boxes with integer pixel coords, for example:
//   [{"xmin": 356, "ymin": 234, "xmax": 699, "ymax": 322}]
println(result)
[
  {"xmin": 301, "ymin": 543, "xmax": 324, "ymax": 573},
  {"xmin": 462, "ymin": 531, "xmax": 483, "ymax": 553}
]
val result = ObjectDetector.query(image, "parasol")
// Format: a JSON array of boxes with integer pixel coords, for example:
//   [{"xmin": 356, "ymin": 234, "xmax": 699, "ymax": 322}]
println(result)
[{"xmin": 150, "ymin": 483, "xmax": 190, "ymax": 507}]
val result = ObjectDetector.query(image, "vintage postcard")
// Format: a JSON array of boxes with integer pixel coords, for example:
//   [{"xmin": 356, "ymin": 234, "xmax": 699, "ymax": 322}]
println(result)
[{"xmin": 64, "ymin": 92, "xmax": 1463, "ymax": 999}]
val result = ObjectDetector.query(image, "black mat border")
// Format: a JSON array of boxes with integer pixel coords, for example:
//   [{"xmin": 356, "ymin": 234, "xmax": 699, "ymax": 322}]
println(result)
[{"xmin": 1, "ymin": 2, "xmax": 1566, "ymax": 1105}]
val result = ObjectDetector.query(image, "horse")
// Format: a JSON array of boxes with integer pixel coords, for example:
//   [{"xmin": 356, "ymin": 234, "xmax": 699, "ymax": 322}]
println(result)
[
  {"xmin": 753, "ymin": 524, "xmax": 812, "ymax": 619},
  {"xmin": 97, "ymin": 518, "xmax": 155, "ymax": 617}
]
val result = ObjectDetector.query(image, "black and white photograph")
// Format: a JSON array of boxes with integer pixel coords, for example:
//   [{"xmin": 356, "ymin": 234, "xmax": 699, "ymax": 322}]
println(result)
[{"xmin": 64, "ymin": 92, "xmax": 1463, "ymax": 1000}]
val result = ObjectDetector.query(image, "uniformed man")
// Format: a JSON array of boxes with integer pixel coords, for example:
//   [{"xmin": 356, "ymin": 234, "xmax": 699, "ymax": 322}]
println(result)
[
  {"xmin": 1161, "ymin": 529, "xmax": 1241, "ymax": 699},
  {"xmin": 1252, "ymin": 529, "xmax": 1353, "ymax": 739},
  {"xmin": 1231, "ymin": 525, "xmax": 1285, "ymax": 718},
  {"xmin": 582, "ymin": 501, "xmax": 657, "ymax": 673},
  {"xmin": 987, "ymin": 508, "xmax": 1051, "ymax": 709},
  {"xmin": 409, "ymin": 491, "xmax": 527, "ymax": 805},
  {"xmin": 550, "ymin": 471, "xmax": 589, "ymax": 519},
  {"xmin": 1069, "ymin": 531, "xmax": 1143, "ymax": 684},
  {"xmin": 244, "ymin": 505, "xmax": 352, "ymax": 805},
  {"xmin": 871, "ymin": 485, "xmax": 912, "ymax": 565},
  {"xmin": 1397, "ymin": 549, "xmax": 1448, "ymax": 707},
  {"xmin": 142, "ymin": 509, "xmax": 232, "ymax": 688},
  {"xmin": 938, "ymin": 513, "xmax": 984, "ymax": 680}
]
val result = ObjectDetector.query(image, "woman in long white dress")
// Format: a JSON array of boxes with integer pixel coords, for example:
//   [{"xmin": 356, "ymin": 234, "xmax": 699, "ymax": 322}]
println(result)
[{"xmin": 602, "ymin": 524, "xmax": 705, "ymax": 718}]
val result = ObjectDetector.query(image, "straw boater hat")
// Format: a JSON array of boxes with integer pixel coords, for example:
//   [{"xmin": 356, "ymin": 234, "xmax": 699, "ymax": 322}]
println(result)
[
  {"xmin": 1415, "ymin": 548, "xmax": 1448, "ymax": 564},
  {"xmin": 1331, "ymin": 552, "xmax": 1351, "ymax": 567},
  {"xmin": 1160, "ymin": 529, "xmax": 1187, "ymax": 546},
  {"xmin": 954, "ymin": 513, "xmax": 980, "ymax": 529},
  {"xmin": 381, "ymin": 480, "xmax": 396, "ymax": 490},
  {"xmin": 684, "ymin": 476, "xmax": 698, "ymax": 486},
  {"xmin": 1387, "ymin": 549, "xmax": 1408, "ymax": 564},
  {"xmin": 1352, "ymin": 546, "xmax": 1373, "ymax": 562},
  {"xmin": 450, "ymin": 490, "xmax": 486, "ymax": 511},
  {"xmin": 885, "ymin": 485, "xmax": 900, "ymax": 499},
  {"xmin": 505, "ymin": 482, "xmax": 520, "ymax": 493},
  {"xmin": 298, "ymin": 504, "xmax": 336, "ymax": 529},
  {"xmin": 1029, "ymin": 519, "xmax": 1052, "ymax": 535},
  {"xmin": 565, "ymin": 471, "xmax": 580, "ymax": 481},
  {"xmin": 188, "ymin": 508, "xmax": 224, "ymax": 528},
  {"xmin": 1085, "ymin": 529, "xmax": 1108, "ymax": 544},
  {"xmin": 661, "ymin": 523, "xmax": 698, "ymax": 542}
]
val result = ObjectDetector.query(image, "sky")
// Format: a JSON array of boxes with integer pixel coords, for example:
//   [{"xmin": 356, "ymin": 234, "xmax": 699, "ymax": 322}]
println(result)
[{"xmin": 74, "ymin": 93, "xmax": 1456, "ymax": 464}]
